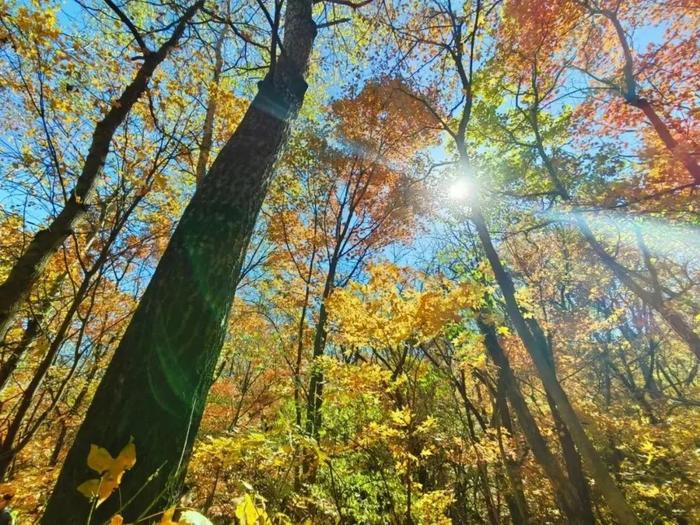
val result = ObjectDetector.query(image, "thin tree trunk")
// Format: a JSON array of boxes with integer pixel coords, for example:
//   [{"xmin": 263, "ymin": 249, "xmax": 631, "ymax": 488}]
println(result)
[
  {"xmin": 42, "ymin": 2, "xmax": 317, "ymax": 522},
  {"xmin": 493, "ymin": 374, "xmax": 530, "ymax": 525},
  {"xmin": 0, "ymin": 206, "xmax": 107, "ymax": 391},
  {"xmin": 0, "ymin": 3, "xmax": 202, "ymax": 344},
  {"xmin": 478, "ymin": 319, "xmax": 593, "ymax": 524},
  {"xmin": 305, "ymin": 257, "xmax": 338, "ymax": 441},
  {"xmin": 0, "ymin": 265, "xmax": 100, "ymax": 478},
  {"xmin": 530, "ymin": 112, "xmax": 700, "ymax": 361},
  {"xmin": 623, "ymin": 55, "xmax": 699, "ymax": 184},
  {"xmin": 541, "ymin": 333, "xmax": 595, "ymax": 524},
  {"xmin": 470, "ymin": 200, "xmax": 638, "ymax": 524},
  {"xmin": 195, "ymin": 28, "xmax": 226, "ymax": 184},
  {"xmin": 0, "ymin": 312, "xmax": 44, "ymax": 392},
  {"xmin": 49, "ymin": 344, "xmax": 108, "ymax": 466}
]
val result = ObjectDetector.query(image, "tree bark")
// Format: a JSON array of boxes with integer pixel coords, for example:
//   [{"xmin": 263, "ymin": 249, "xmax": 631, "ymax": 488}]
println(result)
[
  {"xmin": 478, "ymin": 319, "xmax": 593, "ymax": 524},
  {"xmin": 471, "ymin": 202, "xmax": 639, "ymax": 525},
  {"xmin": 493, "ymin": 373, "xmax": 530, "ymax": 525},
  {"xmin": 0, "ymin": 2, "xmax": 202, "ymax": 344},
  {"xmin": 41, "ymin": 1, "xmax": 317, "ymax": 522}
]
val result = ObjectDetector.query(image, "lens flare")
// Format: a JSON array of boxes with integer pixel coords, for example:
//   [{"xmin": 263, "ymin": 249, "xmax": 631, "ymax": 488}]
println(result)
[{"xmin": 447, "ymin": 178, "xmax": 473, "ymax": 201}]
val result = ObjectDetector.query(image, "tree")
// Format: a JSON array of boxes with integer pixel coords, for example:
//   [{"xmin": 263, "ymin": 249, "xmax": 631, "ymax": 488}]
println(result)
[
  {"xmin": 380, "ymin": 0, "xmax": 639, "ymax": 522},
  {"xmin": 0, "ymin": 0, "xmax": 204, "ymax": 343}
]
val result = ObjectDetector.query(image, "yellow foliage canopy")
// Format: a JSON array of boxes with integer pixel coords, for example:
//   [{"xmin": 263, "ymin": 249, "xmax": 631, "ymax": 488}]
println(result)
[{"xmin": 327, "ymin": 263, "xmax": 483, "ymax": 349}]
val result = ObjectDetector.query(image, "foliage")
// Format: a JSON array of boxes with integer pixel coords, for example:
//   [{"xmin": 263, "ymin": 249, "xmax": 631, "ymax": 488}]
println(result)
[{"xmin": 0, "ymin": 0, "xmax": 698, "ymax": 523}]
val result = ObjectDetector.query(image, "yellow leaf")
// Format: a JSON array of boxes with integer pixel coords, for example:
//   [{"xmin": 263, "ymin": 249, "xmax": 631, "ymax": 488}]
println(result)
[
  {"xmin": 78, "ymin": 440, "xmax": 137, "ymax": 506},
  {"xmin": 77, "ymin": 478, "xmax": 101, "ymax": 500},
  {"xmin": 108, "ymin": 515, "xmax": 124, "ymax": 525},
  {"xmin": 87, "ymin": 445, "xmax": 114, "ymax": 473},
  {"xmin": 158, "ymin": 507, "xmax": 178, "ymax": 525},
  {"xmin": 115, "ymin": 442, "xmax": 137, "ymax": 471},
  {"xmin": 235, "ymin": 494, "xmax": 269, "ymax": 525},
  {"xmin": 179, "ymin": 510, "xmax": 213, "ymax": 525}
]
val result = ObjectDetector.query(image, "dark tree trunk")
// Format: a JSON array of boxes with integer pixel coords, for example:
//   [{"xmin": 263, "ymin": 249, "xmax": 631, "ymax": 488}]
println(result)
[
  {"xmin": 0, "ymin": 269, "xmax": 97, "ymax": 479},
  {"xmin": 0, "ymin": 2, "xmax": 202, "ymax": 344},
  {"xmin": 493, "ymin": 374, "xmax": 530, "ymax": 525},
  {"xmin": 0, "ymin": 212, "xmax": 104, "ymax": 392},
  {"xmin": 305, "ymin": 302, "xmax": 329, "ymax": 439},
  {"xmin": 305, "ymin": 257, "xmax": 338, "ymax": 441},
  {"xmin": 0, "ymin": 312, "xmax": 43, "ymax": 392},
  {"xmin": 540, "ymin": 333, "xmax": 595, "ymax": 525},
  {"xmin": 470, "ymin": 199, "xmax": 638, "ymax": 524},
  {"xmin": 478, "ymin": 319, "xmax": 593, "ymax": 524},
  {"xmin": 41, "ymin": 1, "xmax": 317, "ymax": 522},
  {"xmin": 546, "ymin": 394, "xmax": 594, "ymax": 524}
]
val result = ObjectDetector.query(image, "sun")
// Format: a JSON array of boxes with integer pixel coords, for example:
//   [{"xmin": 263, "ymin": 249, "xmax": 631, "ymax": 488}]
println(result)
[{"xmin": 447, "ymin": 178, "xmax": 473, "ymax": 201}]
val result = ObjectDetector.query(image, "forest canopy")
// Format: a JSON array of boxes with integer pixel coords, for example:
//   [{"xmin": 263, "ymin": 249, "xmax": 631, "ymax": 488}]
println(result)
[{"xmin": 0, "ymin": 0, "xmax": 698, "ymax": 523}]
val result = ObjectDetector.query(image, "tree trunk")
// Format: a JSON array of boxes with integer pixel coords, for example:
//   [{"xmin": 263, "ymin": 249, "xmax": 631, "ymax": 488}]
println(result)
[
  {"xmin": 305, "ymin": 257, "xmax": 338, "ymax": 441},
  {"xmin": 632, "ymin": 99, "xmax": 699, "ymax": 184},
  {"xmin": 41, "ymin": 2, "xmax": 317, "ymax": 522},
  {"xmin": 471, "ymin": 202, "xmax": 639, "ymax": 524},
  {"xmin": 0, "ymin": 209, "xmax": 104, "ymax": 392},
  {"xmin": 478, "ymin": 319, "xmax": 593, "ymax": 524},
  {"xmin": 195, "ymin": 28, "xmax": 226, "ymax": 184},
  {"xmin": 540, "ymin": 332, "xmax": 595, "ymax": 524},
  {"xmin": 0, "ymin": 312, "xmax": 43, "ymax": 392},
  {"xmin": 493, "ymin": 374, "xmax": 530, "ymax": 525},
  {"xmin": 0, "ymin": 264, "xmax": 99, "ymax": 479},
  {"xmin": 0, "ymin": 2, "xmax": 202, "ymax": 344}
]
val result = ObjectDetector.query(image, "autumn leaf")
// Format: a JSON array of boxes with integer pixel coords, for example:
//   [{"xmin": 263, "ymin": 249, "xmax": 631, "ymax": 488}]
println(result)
[
  {"xmin": 76, "ymin": 441, "xmax": 136, "ymax": 506},
  {"xmin": 158, "ymin": 508, "xmax": 178, "ymax": 525}
]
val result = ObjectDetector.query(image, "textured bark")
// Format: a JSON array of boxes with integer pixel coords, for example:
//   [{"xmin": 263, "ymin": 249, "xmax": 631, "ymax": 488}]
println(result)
[
  {"xmin": 0, "ymin": 2, "xmax": 202, "ymax": 344},
  {"xmin": 42, "ymin": 1, "xmax": 316, "ymax": 522},
  {"xmin": 546, "ymin": 396, "xmax": 594, "ymax": 523}
]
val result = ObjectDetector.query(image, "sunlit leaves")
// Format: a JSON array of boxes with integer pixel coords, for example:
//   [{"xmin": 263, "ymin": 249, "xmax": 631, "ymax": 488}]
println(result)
[
  {"xmin": 328, "ymin": 263, "xmax": 482, "ymax": 349},
  {"xmin": 77, "ymin": 441, "xmax": 136, "ymax": 506}
]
